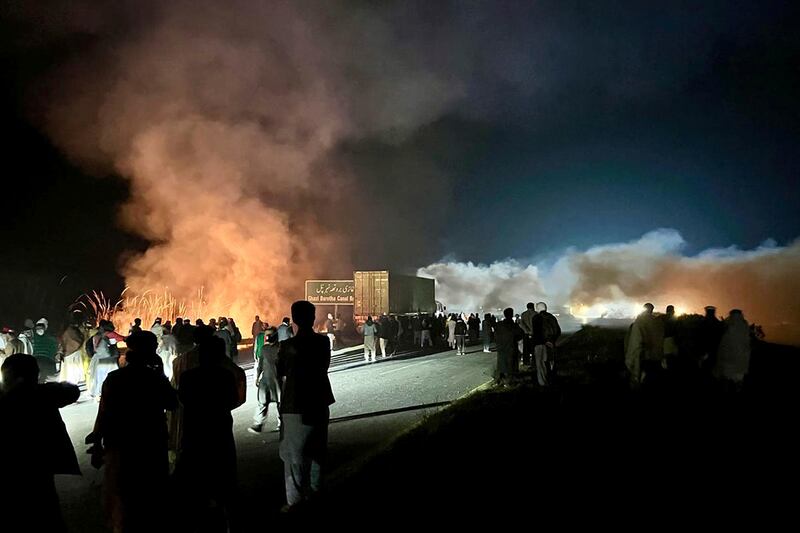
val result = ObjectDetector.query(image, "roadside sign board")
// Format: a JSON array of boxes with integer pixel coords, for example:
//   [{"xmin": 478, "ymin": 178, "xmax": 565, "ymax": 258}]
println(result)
[{"xmin": 304, "ymin": 280, "xmax": 355, "ymax": 305}]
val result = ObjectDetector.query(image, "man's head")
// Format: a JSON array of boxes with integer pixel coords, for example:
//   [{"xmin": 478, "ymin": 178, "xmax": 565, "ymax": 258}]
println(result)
[
  {"xmin": 282, "ymin": 316, "xmax": 291, "ymax": 325},
  {"xmin": 643, "ymin": 303, "xmax": 654, "ymax": 315},
  {"xmin": 527, "ymin": 302, "xmax": 535, "ymax": 311},
  {"xmin": 134, "ymin": 318, "xmax": 142, "ymax": 326},
  {"xmin": 193, "ymin": 325, "xmax": 216, "ymax": 345},
  {"xmin": 291, "ymin": 301, "xmax": 315, "ymax": 330},
  {"xmin": 535, "ymin": 302, "xmax": 548, "ymax": 313},
  {"xmin": 503, "ymin": 307, "xmax": 514, "ymax": 320},
  {"xmin": 199, "ymin": 336, "xmax": 226, "ymax": 366},
  {"xmin": 328, "ymin": 313, "xmax": 334, "ymax": 320},
  {"xmin": 704, "ymin": 306, "xmax": 717, "ymax": 318},
  {"xmin": 23, "ymin": 318, "xmax": 35, "ymax": 330},
  {"xmin": 154, "ymin": 317, "xmax": 162, "ymax": 325},
  {"xmin": 255, "ymin": 315, "xmax": 260, "ymax": 321},
  {"xmin": 1, "ymin": 354, "xmax": 39, "ymax": 391},
  {"xmin": 176, "ymin": 317, "xmax": 183, "ymax": 325},
  {"xmin": 265, "ymin": 327, "xmax": 278, "ymax": 344},
  {"xmin": 34, "ymin": 322, "xmax": 46, "ymax": 336},
  {"xmin": 666, "ymin": 305, "xmax": 675, "ymax": 316},
  {"xmin": 125, "ymin": 331, "xmax": 158, "ymax": 365}
]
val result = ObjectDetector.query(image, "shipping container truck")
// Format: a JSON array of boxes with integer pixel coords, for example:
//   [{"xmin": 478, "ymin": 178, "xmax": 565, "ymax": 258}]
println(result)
[{"xmin": 353, "ymin": 271, "xmax": 436, "ymax": 319}]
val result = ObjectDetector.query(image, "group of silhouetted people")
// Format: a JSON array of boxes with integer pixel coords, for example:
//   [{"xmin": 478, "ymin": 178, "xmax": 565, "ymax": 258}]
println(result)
[
  {"xmin": 624, "ymin": 303, "xmax": 754, "ymax": 392},
  {"xmin": 1, "ymin": 300, "xmax": 336, "ymax": 532}
]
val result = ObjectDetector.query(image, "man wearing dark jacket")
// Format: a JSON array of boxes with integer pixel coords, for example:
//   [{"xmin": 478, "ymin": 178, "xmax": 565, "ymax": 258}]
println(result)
[
  {"xmin": 176, "ymin": 336, "xmax": 242, "ymax": 531},
  {"xmin": 531, "ymin": 302, "xmax": 561, "ymax": 386},
  {"xmin": 378, "ymin": 314, "xmax": 391, "ymax": 358},
  {"xmin": 277, "ymin": 300, "xmax": 336, "ymax": 510},
  {"xmin": 89, "ymin": 331, "xmax": 178, "ymax": 532},
  {"xmin": 494, "ymin": 308, "xmax": 524, "ymax": 385},
  {"xmin": 454, "ymin": 315, "xmax": 468, "ymax": 355},
  {"xmin": 1, "ymin": 354, "xmax": 81, "ymax": 532}
]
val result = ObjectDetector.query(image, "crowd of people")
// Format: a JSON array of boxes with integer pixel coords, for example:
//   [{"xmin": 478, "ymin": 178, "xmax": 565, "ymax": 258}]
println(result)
[
  {"xmin": 1, "ymin": 301, "xmax": 335, "ymax": 532},
  {"xmin": 0, "ymin": 297, "xmax": 765, "ymax": 531},
  {"xmin": 624, "ymin": 303, "xmax": 754, "ymax": 391},
  {"xmin": 355, "ymin": 305, "xmax": 561, "ymax": 387}
]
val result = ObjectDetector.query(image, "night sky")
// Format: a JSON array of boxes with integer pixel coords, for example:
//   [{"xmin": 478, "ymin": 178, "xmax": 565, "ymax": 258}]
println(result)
[{"xmin": 1, "ymin": 0, "xmax": 799, "ymax": 325}]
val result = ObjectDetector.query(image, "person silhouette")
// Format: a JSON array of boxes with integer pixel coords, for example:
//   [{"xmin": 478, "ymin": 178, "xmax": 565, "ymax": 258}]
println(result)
[
  {"xmin": 175, "ymin": 336, "xmax": 242, "ymax": 531},
  {"xmin": 0, "ymin": 353, "xmax": 80, "ymax": 532},
  {"xmin": 277, "ymin": 300, "xmax": 336, "ymax": 511},
  {"xmin": 89, "ymin": 330, "xmax": 177, "ymax": 532}
]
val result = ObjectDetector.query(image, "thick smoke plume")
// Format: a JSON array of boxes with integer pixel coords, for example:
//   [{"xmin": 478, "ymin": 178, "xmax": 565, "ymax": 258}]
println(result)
[
  {"xmin": 420, "ymin": 229, "xmax": 800, "ymax": 345},
  {"xmin": 28, "ymin": 1, "xmax": 463, "ymax": 324}
]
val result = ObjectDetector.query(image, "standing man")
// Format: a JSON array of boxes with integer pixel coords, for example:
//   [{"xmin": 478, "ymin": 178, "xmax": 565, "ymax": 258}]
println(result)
[
  {"xmin": 411, "ymin": 315, "xmax": 422, "ymax": 347},
  {"xmin": 389, "ymin": 315, "xmax": 401, "ymax": 355},
  {"xmin": 378, "ymin": 314, "xmax": 391, "ymax": 358},
  {"xmin": 324, "ymin": 313, "xmax": 336, "ymax": 351},
  {"xmin": 32, "ymin": 318, "xmax": 59, "ymax": 379},
  {"xmin": 277, "ymin": 301, "xmax": 335, "ymax": 511},
  {"xmin": 700, "ymin": 306, "xmax": 724, "ymax": 374},
  {"xmin": 494, "ymin": 308, "xmax": 524, "ymax": 386},
  {"xmin": 214, "ymin": 318, "xmax": 233, "ymax": 359},
  {"xmin": 454, "ymin": 315, "xmax": 467, "ymax": 355},
  {"xmin": 713, "ymin": 309, "xmax": 751, "ymax": 389},
  {"xmin": 624, "ymin": 303, "xmax": 664, "ymax": 388},
  {"xmin": 18, "ymin": 319, "xmax": 35, "ymax": 354},
  {"xmin": 277, "ymin": 317, "xmax": 294, "ymax": 342},
  {"xmin": 1, "ymin": 354, "xmax": 81, "ymax": 532},
  {"xmin": 420, "ymin": 316, "xmax": 433, "ymax": 349},
  {"xmin": 481, "ymin": 314, "xmax": 493, "ymax": 353},
  {"xmin": 57, "ymin": 318, "xmax": 85, "ymax": 385},
  {"xmin": 361, "ymin": 316, "xmax": 378, "ymax": 362},
  {"xmin": 519, "ymin": 303, "xmax": 536, "ymax": 367},
  {"xmin": 662, "ymin": 305, "xmax": 679, "ymax": 370},
  {"xmin": 128, "ymin": 318, "xmax": 143, "ymax": 336},
  {"xmin": 531, "ymin": 302, "xmax": 561, "ymax": 386},
  {"xmin": 252, "ymin": 315, "xmax": 265, "ymax": 340},
  {"xmin": 88, "ymin": 331, "xmax": 178, "ymax": 532},
  {"xmin": 176, "ymin": 336, "xmax": 242, "ymax": 531},
  {"xmin": 150, "ymin": 317, "xmax": 164, "ymax": 341}
]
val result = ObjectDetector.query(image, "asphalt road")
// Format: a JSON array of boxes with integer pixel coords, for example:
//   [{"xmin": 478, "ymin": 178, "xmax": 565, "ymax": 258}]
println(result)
[{"xmin": 55, "ymin": 344, "xmax": 495, "ymax": 531}]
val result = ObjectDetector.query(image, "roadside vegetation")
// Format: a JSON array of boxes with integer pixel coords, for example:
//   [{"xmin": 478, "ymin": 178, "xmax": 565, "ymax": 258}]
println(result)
[{"xmin": 298, "ymin": 321, "xmax": 799, "ymax": 525}]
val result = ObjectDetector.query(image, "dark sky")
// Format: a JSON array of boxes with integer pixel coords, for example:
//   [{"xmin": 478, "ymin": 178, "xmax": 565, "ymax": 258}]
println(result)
[{"xmin": 1, "ymin": 0, "xmax": 799, "ymax": 323}]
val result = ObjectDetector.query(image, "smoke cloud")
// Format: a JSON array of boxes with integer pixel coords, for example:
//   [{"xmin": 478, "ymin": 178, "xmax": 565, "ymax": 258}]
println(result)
[
  {"xmin": 420, "ymin": 229, "xmax": 800, "ymax": 345},
  {"xmin": 24, "ymin": 0, "xmax": 467, "ymax": 323}
]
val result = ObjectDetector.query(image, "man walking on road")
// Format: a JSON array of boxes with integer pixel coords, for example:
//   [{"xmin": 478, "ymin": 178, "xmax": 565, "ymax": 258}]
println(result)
[
  {"xmin": 250, "ymin": 327, "xmax": 281, "ymax": 433},
  {"xmin": 277, "ymin": 300, "xmax": 335, "ymax": 512}
]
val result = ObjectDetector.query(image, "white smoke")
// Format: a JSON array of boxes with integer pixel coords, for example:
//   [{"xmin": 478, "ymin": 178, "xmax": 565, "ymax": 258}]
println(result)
[{"xmin": 420, "ymin": 229, "xmax": 800, "ymax": 345}]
